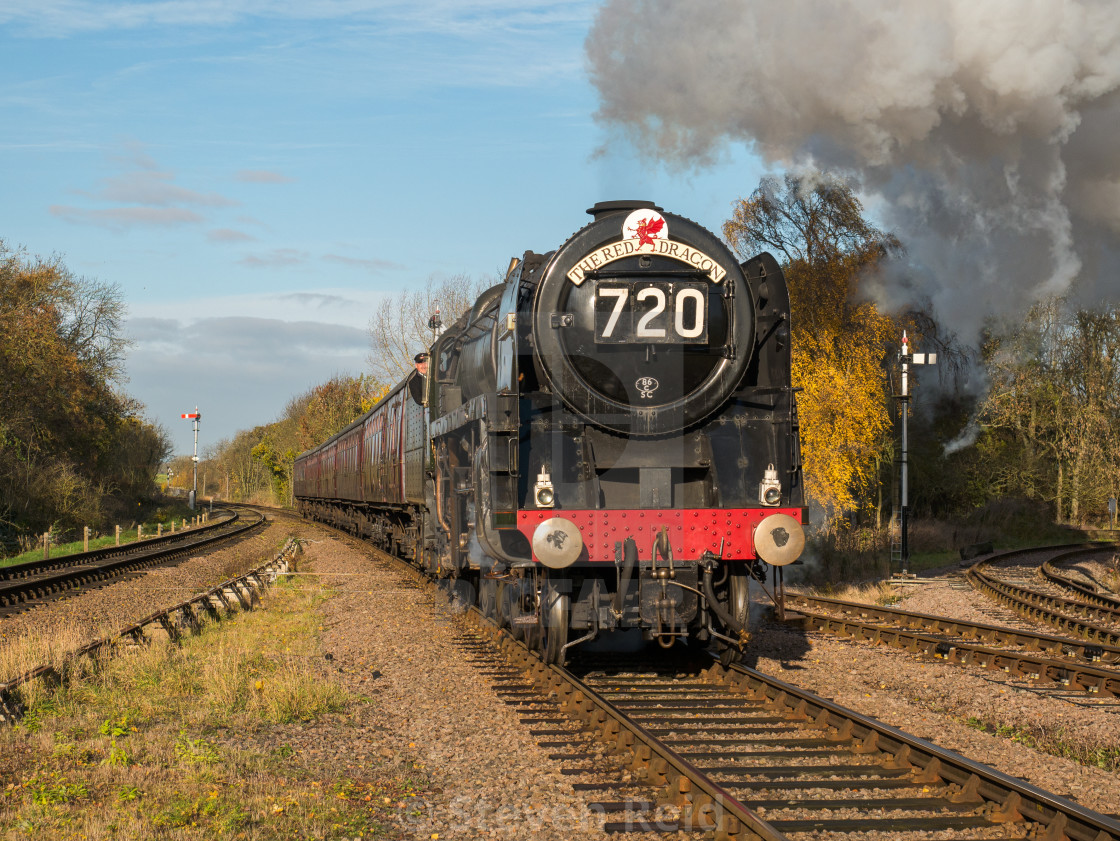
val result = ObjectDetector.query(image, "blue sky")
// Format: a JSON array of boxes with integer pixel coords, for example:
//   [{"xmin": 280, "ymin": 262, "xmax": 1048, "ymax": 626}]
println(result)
[{"xmin": 1, "ymin": 0, "xmax": 766, "ymax": 456}]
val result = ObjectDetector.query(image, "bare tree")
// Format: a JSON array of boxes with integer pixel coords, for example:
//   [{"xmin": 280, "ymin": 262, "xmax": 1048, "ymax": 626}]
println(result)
[
  {"xmin": 366, "ymin": 273, "xmax": 491, "ymax": 382},
  {"xmin": 981, "ymin": 299, "xmax": 1120, "ymax": 524}
]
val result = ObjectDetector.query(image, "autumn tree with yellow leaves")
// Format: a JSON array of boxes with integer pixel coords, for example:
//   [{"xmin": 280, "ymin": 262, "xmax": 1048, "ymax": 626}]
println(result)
[
  {"xmin": 200, "ymin": 374, "xmax": 391, "ymax": 504},
  {"xmin": 724, "ymin": 173, "xmax": 901, "ymax": 518}
]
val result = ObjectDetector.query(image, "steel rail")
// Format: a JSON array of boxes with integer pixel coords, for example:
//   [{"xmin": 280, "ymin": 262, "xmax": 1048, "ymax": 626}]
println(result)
[
  {"xmin": 968, "ymin": 566, "xmax": 1120, "ymax": 646},
  {"xmin": 786, "ymin": 598, "xmax": 1120, "ymax": 696},
  {"xmin": 465, "ymin": 610, "xmax": 1120, "ymax": 841},
  {"xmin": 787, "ymin": 592, "xmax": 1120, "ymax": 663},
  {"xmin": 0, "ymin": 508, "xmax": 237, "ymax": 582},
  {"xmin": 1041, "ymin": 552, "xmax": 1120, "ymax": 612},
  {"xmin": 784, "ymin": 592, "xmax": 1120, "ymax": 694},
  {"xmin": 0, "ymin": 534, "xmax": 298, "ymax": 721},
  {"xmin": 972, "ymin": 546, "xmax": 1120, "ymax": 627},
  {"xmin": 721, "ymin": 663, "xmax": 1120, "ymax": 841},
  {"xmin": 471, "ymin": 613, "xmax": 786, "ymax": 840},
  {"xmin": 0, "ymin": 510, "xmax": 266, "ymax": 612}
]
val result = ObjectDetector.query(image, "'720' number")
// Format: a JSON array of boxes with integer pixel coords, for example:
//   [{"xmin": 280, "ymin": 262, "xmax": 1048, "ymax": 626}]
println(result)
[{"xmin": 594, "ymin": 282, "xmax": 708, "ymax": 344}]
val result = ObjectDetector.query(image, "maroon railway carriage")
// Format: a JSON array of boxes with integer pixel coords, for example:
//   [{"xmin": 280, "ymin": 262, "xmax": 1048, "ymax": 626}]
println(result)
[
  {"xmin": 294, "ymin": 375, "xmax": 428, "ymax": 558},
  {"xmin": 296, "ymin": 201, "xmax": 806, "ymax": 664}
]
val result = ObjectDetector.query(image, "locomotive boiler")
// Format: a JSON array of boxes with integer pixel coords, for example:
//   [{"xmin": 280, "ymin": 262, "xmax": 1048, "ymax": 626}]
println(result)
[{"xmin": 294, "ymin": 201, "xmax": 806, "ymax": 663}]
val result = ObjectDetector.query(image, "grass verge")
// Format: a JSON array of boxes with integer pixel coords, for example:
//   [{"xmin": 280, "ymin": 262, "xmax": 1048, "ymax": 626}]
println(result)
[
  {"xmin": 962, "ymin": 716, "xmax": 1120, "ymax": 773},
  {"xmin": 806, "ymin": 580, "xmax": 905, "ymax": 606},
  {"xmin": 0, "ymin": 573, "xmax": 423, "ymax": 840},
  {"xmin": 0, "ymin": 503, "xmax": 205, "ymax": 569}
]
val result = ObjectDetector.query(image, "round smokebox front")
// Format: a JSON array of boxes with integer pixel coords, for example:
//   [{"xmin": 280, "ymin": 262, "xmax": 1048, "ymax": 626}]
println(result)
[{"xmin": 532, "ymin": 206, "xmax": 756, "ymax": 436}]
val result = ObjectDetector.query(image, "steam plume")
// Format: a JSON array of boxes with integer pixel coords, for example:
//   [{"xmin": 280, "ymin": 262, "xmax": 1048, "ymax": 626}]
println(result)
[{"xmin": 587, "ymin": 0, "xmax": 1120, "ymax": 336}]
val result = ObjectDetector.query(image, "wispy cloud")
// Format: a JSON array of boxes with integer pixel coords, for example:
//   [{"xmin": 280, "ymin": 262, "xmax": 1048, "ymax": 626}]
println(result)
[
  {"xmin": 238, "ymin": 248, "xmax": 308, "ymax": 268},
  {"xmin": 278, "ymin": 292, "xmax": 363, "ymax": 308},
  {"xmin": 322, "ymin": 253, "xmax": 402, "ymax": 272},
  {"xmin": 1, "ymin": 1, "xmax": 596, "ymax": 41},
  {"xmin": 85, "ymin": 170, "xmax": 239, "ymax": 208},
  {"xmin": 125, "ymin": 313, "xmax": 372, "ymax": 447},
  {"xmin": 129, "ymin": 314, "xmax": 369, "ymax": 359},
  {"xmin": 127, "ymin": 286, "xmax": 389, "ymax": 331},
  {"xmin": 234, "ymin": 169, "xmax": 295, "ymax": 184},
  {"xmin": 56, "ymin": 141, "xmax": 238, "ymax": 231},
  {"xmin": 207, "ymin": 227, "xmax": 256, "ymax": 243},
  {"xmin": 108, "ymin": 140, "xmax": 160, "ymax": 171},
  {"xmin": 50, "ymin": 205, "xmax": 205, "ymax": 229}
]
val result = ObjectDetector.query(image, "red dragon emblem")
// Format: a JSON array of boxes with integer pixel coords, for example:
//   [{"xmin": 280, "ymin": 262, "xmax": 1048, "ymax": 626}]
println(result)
[{"xmin": 629, "ymin": 216, "xmax": 665, "ymax": 248}]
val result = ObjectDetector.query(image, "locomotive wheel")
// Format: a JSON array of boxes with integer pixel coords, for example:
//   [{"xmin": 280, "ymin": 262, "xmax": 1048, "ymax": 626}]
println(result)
[
  {"xmin": 478, "ymin": 577, "xmax": 498, "ymax": 620},
  {"xmin": 728, "ymin": 568, "xmax": 751, "ymax": 630},
  {"xmin": 509, "ymin": 579, "xmax": 537, "ymax": 644},
  {"xmin": 444, "ymin": 577, "xmax": 476, "ymax": 610},
  {"xmin": 538, "ymin": 580, "xmax": 570, "ymax": 665},
  {"xmin": 521, "ymin": 601, "xmax": 541, "ymax": 649},
  {"xmin": 497, "ymin": 582, "xmax": 515, "ymax": 630}
]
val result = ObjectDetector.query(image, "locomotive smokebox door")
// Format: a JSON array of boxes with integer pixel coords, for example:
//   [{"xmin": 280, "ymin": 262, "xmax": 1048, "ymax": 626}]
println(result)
[{"xmin": 529, "ymin": 204, "xmax": 757, "ymax": 437}]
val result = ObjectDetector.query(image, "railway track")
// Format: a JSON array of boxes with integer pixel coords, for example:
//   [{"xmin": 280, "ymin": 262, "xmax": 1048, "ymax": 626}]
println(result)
[
  {"xmin": 777, "ymin": 544, "xmax": 1120, "ymax": 698},
  {"xmin": 459, "ymin": 609, "xmax": 1120, "ymax": 840},
  {"xmin": 238, "ymin": 512, "xmax": 1120, "ymax": 838},
  {"xmin": 1040, "ymin": 553, "xmax": 1120, "ymax": 611},
  {"xmin": 783, "ymin": 592, "xmax": 1120, "ymax": 697},
  {"xmin": 968, "ymin": 544, "xmax": 1120, "ymax": 646},
  {"xmin": 0, "ymin": 508, "xmax": 231, "ymax": 580},
  {"xmin": 0, "ymin": 532, "xmax": 298, "ymax": 721},
  {"xmin": 0, "ymin": 507, "xmax": 265, "ymax": 615}
]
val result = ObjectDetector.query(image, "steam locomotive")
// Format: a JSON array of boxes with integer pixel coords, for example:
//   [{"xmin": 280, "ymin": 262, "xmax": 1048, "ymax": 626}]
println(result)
[{"xmin": 294, "ymin": 201, "xmax": 806, "ymax": 663}]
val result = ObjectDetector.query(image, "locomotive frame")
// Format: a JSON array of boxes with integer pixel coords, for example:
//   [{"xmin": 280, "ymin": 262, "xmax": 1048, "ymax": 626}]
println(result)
[{"xmin": 294, "ymin": 201, "xmax": 807, "ymax": 663}]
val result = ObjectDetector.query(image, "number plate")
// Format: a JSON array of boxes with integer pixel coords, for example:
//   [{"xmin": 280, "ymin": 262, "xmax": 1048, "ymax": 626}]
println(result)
[{"xmin": 594, "ymin": 281, "xmax": 709, "ymax": 344}]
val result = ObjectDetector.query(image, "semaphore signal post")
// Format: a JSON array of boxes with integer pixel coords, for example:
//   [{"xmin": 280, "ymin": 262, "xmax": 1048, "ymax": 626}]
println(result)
[
  {"xmin": 894, "ymin": 332, "xmax": 936, "ymax": 577},
  {"xmin": 181, "ymin": 408, "xmax": 201, "ymax": 510}
]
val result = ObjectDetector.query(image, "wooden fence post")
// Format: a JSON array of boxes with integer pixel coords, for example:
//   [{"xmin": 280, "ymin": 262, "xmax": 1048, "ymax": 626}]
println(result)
[
  {"xmin": 115, "ymin": 525, "xmax": 121, "ymax": 546},
  {"xmin": 83, "ymin": 526, "xmax": 89, "ymax": 552},
  {"xmin": 137, "ymin": 524, "xmax": 143, "ymax": 541},
  {"xmin": 157, "ymin": 523, "xmax": 163, "ymax": 538},
  {"xmin": 42, "ymin": 532, "xmax": 49, "ymax": 560}
]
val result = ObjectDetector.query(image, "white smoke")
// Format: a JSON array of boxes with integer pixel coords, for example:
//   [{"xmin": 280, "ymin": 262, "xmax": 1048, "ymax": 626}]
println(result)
[
  {"xmin": 587, "ymin": 0, "xmax": 1120, "ymax": 337},
  {"xmin": 943, "ymin": 417, "xmax": 982, "ymax": 456}
]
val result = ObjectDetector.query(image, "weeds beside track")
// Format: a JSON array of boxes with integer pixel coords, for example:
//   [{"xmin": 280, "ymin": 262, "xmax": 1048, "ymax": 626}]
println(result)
[{"xmin": 0, "ymin": 548, "xmax": 417, "ymax": 841}]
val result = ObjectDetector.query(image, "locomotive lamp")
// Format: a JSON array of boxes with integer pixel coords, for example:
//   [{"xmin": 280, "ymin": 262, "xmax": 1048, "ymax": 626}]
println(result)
[
  {"xmin": 759, "ymin": 463, "xmax": 782, "ymax": 506},
  {"xmin": 534, "ymin": 468, "xmax": 555, "ymax": 508}
]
